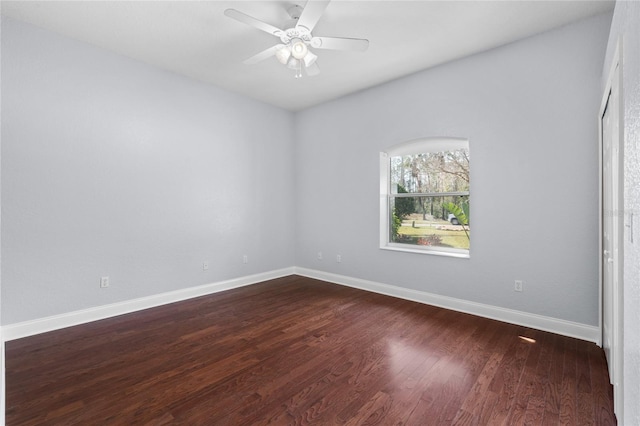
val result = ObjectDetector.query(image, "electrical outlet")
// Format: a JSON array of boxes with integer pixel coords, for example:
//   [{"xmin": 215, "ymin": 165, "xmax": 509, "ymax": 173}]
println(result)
[
  {"xmin": 243, "ymin": 255, "xmax": 248, "ymax": 264},
  {"xmin": 336, "ymin": 254, "xmax": 342, "ymax": 263},
  {"xmin": 203, "ymin": 261, "xmax": 209, "ymax": 271},
  {"xmin": 100, "ymin": 276, "xmax": 109, "ymax": 288},
  {"xmin": 514, "ymin": 280, "xmax": 523, "ymax": 292},
  {"xmin": 317, "ymin": 251, "xmax": 323, "ymax": 260}
]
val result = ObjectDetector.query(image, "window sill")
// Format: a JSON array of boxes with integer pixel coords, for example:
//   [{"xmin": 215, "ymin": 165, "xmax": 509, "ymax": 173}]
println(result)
[{"xmin": 380, "ymin": 244, "xmax": 470, "ymax": 259}]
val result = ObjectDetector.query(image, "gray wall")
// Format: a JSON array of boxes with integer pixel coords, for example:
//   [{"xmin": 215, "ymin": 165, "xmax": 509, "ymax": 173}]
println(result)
[
  {"xmin": 603, "ymin": 1, "xmax": 640, "ymax": 423},
  {"xmin": 1, "ymin": 18, "xmax": 296, "ymax": 324},
  {"xmin": 294, "ymin": 13, "xmax": 611, "ymax": 326},
  {"xmin": 1, "ymin": 12, "xmax": 614, "ymax": 330}
]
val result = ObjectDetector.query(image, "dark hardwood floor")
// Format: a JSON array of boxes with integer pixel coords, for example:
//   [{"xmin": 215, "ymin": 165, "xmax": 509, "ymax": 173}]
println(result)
[{"xmin": 5, "ymin": 275, "xmax": 615, "ymax": 425}]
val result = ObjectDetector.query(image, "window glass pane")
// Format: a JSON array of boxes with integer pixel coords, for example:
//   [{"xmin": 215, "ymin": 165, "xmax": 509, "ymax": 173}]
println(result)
[
  {"xmin": 382, "ymin": 138, "xmax": 470, "ymax": 256},
  {"xmin": 390, "ymin": 149, "xmax": 469, "ymax": 194},
  {"xmin": 390, "ymin": 196, "xmax": 470, "ymax": 250}
]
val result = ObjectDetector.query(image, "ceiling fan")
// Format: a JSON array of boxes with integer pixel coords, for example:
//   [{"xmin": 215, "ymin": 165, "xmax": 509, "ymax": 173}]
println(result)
[{"xmin": 224, "ymin": 1, "xmax": 369, "ymax": 78}]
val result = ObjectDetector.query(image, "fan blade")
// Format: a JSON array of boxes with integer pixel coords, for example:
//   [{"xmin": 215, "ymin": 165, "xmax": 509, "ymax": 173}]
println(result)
[
  {"xmin": 296, "ymin": 0, "xmax": 330, "ymax": 32},
  {"xmin": 305, "ymin": 62, "xmax": 320, "ymax": 76},
  {"xmin": 243, "ymin": 44, "xmax": 285, "ymax": 65},
  {"xmin": 224, "ymin": 9, "xmax": 282, "ymax": 36},
  {"xmin": 311, "ymin": 36, "xmax": 369, "ymax": 51}
]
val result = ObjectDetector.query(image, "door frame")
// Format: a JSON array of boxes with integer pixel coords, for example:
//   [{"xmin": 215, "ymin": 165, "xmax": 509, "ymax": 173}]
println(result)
[{"xmin": 598, "ymin": 37, "xmax": 624, "ymax": 421}]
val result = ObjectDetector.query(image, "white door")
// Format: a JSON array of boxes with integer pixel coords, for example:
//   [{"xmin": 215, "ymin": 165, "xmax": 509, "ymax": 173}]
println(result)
[{"xmin": 601, "ymin": 61, "xmax": 622, "ymax": 417}]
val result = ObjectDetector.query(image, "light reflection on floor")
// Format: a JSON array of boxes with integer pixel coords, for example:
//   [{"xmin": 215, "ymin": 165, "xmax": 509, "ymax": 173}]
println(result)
[{"xmin": 386, "ymin": 338, "xmax": 467, "ymax": 382}]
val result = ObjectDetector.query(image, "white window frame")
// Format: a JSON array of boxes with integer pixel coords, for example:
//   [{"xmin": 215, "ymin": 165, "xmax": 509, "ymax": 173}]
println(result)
[{"xmin": 380, "ymin": 137, "xmax": 470, "ymax": 258}]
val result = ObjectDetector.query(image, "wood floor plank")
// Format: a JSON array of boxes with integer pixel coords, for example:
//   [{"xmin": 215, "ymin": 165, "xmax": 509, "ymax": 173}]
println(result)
[
  {"xmin": 503, "ymin": 330, "xmax": 544, "ymax": 425},
  {"xmin": 5, "ymin": 276, "xmax": 616, "ymax": 425},
  {"xmin": 576, "ymin": 337, "xmax": 596, "ymax": 426},
  {"xmin": 560, "ymin": 337, "xmax": 579, "ymax": 426},
  {"xmin": 452, "ymin": 351, "xmax": 504, "ymax": 426},
  {"xmin": 485, "ymin": 328, "xmax": 534, "ymax": 425},
  {"xmin": 587, "ymin": 344, "xmax": 616, "ymax": 425},
  {"xmin": 524, "ymin": 395, "xmax": 548, "ymax": 425},
  {"xmin": 542, "ymin": 333, "xmax": 566, "ymax": 425}
]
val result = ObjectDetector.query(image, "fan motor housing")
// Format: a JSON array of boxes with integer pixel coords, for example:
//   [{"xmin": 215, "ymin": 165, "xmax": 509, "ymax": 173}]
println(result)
[{"xmin": 280, "ymin": 27, "xmax": 312, "ymax": 44}]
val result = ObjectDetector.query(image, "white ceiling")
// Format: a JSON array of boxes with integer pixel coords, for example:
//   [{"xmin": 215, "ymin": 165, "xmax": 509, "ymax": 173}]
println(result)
[{"xmin": 1, "ymin": 0, "xmax": 614, "ymax": 111}]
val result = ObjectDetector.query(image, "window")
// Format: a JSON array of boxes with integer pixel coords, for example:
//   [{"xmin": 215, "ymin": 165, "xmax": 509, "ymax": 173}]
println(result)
[{"xmin": 380, "ymin": 137, "xmax": 470, "ymax": 257}]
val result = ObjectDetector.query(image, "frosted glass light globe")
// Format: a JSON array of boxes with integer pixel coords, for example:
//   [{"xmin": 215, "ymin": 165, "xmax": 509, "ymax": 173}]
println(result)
[{"xmin": 291, "ymin": 40, "xmax": 308, "ymax": 60}]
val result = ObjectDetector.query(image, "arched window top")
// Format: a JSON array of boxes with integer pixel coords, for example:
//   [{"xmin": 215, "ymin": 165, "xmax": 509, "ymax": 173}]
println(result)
[{"xmin": 384, "ymin": 137, "xmax": 468, "ymax": 157}]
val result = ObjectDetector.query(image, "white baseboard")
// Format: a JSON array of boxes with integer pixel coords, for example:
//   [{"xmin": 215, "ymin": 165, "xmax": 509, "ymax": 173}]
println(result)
[
  {"xmin": 294, "ymin": 267, "xmax": 601, "ymax": 345},
  {"xmin": 1, "ymin": 266, "xmax": 600, "ymax": 345},
  {"xmin": 1, "ymin": 267, "xmax": 295, "ymax": 342}
]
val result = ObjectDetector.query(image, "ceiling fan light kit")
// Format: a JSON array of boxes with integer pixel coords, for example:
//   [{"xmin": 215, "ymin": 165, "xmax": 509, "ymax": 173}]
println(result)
[
  {"xmin": 291, "ymin": 40, "xmax": 308, "ymax": 60},
  {"xmin": 224, "ymin": 0, "xmax": 369, "ymax": 78},
  {"xmin": 302, "ymin": 51, "xmax": 318, "ymax": 68},
  {"xmin": 287, "ymin": 57, "xmax": 300, "ymax": 70},
  {"xmin": 275, "ymin": 45, "xmax": 291, "ymax": 64}
]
